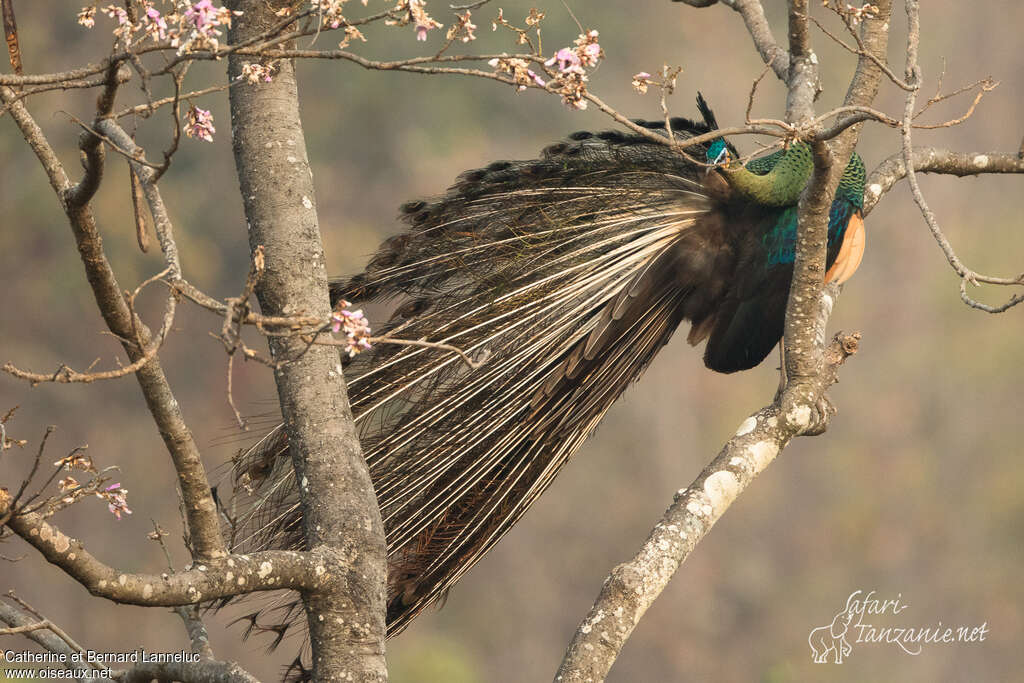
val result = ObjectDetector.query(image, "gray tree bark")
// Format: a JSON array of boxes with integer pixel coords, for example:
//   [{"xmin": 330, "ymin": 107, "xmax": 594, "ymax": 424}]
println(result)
[{"xmin": 226, "ymin": 2, "xmax": 388, "ymax": 680}]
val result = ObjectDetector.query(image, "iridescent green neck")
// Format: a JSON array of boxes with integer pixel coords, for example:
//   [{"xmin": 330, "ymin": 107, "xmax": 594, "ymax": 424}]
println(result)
[
  {"xmin": 837, "ymin": 150, "xmax": 866, "ymax": 209},
  {"xmin": 719, "ymin": 142, "xmax": 813, "ymax": 207}
]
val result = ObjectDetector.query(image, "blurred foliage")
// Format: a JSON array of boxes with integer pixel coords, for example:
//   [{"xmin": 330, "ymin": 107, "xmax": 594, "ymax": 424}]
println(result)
[{"xmin": 1, "ymin": 2, "xmax": 1022, "ymax": 682}]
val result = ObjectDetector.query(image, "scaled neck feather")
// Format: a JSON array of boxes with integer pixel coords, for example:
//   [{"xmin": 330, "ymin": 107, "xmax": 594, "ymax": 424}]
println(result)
[{"xmin": 719, "ymin": 141, "xmax": 814, "ymax": 207}]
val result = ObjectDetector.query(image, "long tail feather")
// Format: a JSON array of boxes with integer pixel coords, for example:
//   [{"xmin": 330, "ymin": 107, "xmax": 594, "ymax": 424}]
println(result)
[{"xmin": 223, "ymin": 114, "xmax": 736, "ymax": 649}]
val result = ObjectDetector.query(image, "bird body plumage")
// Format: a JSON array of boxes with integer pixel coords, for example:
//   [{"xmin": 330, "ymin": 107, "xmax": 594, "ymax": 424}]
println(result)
[{"xmin": 225, "ymin": 96, "xmax": 867, "ymax": 660}]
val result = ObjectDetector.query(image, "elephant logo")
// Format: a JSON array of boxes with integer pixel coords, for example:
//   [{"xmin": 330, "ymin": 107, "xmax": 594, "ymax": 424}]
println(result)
[{"xmin": 808, "ymin": 592, "xmax": 858, "ymax": 663}]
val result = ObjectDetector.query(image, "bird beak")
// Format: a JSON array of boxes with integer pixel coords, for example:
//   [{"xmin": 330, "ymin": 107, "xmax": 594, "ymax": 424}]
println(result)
[{"xmin": 705, "ymin": 147, "xmax": 730, "ymax": 176}]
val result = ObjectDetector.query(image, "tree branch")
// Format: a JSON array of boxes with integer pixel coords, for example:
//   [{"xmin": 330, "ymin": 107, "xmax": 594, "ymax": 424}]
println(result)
[
  {"xmin": 0, "ymin": 597, "xmax": 115, "ymax": 683},
  {"xmin": 783, "ymin": 0, "xmax": 891, "ymax": 386},
  {"xmin": 2, "ymin": 503, "xmax": 326, "ymax": 605},
  {"xmin": 724, "ymin": 0, "xmax": 791, "ymax": 80},
  {"xmin": 122, "ymin": 659, "xmax": 261, "ymax": 683},
  {"xmin": 560, "ymin": 2, "xmax": 898, "ymax": 676},
  {"xmin": 556, "ymin": 332, "xmax": 859, "ymax": 681},
  {"xmin": 895, "ymin": 0, "xmax": 1023, "ymax": 313},
  {"xmin": 0, "ymin": 84, "xmax": 226, "ymax": 563},
  {"xmin": 785, "ymin": 0, "xmax": 817, "ymax": 123},
  {"xmin": 863, "ymin": 147, "xmax": 1024, "ymax": 216}
]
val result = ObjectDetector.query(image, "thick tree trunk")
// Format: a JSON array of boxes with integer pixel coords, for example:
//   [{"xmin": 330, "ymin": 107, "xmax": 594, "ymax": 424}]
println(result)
[{"xmin": 226, "ymin": 2, "xmax": 388, "ymax": 680}]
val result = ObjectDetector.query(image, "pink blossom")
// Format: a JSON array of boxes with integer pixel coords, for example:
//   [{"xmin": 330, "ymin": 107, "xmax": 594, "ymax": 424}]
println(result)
[
  {"xmin": 184, "ymin": 106, "xmax": 216, "ymax": 143},
  {"xmin": 144, "ymin": 7, "xmax": 168, "ymax": 41},
  {"xmin": 581, "ymin": 43, "xmax": 601, "ymax": 66},
  {"xmin": 412, "ymin": 11, "xmax": 441, "ymax": 40},
  {"xmin": 101, "ymin": 5, "xmax": 130, "ymax": 25},
  {"xmin": 185, "ymin": 0, "xmax": 216, "ymax": 30},
  {"xmin": 387, "ymin": 0, "xmax": 442, "ymax": 42},
  {"xmin": 99, "ymin": 482, "xmax": 132, "ymax": 520},
  {"xmin": 546, "ymin": 47, "xmax": 582, "ymax": 74},
  {"xmin": 331, "ymin": 301, "xmax": 373, "ymax": 357},
  {"xmin": 238, "ymin": 62, "xmax": 275, "ymax": 84},
  {"xmin": 631, "ymin": 71, "xmax": 653, "ymax": 94}
]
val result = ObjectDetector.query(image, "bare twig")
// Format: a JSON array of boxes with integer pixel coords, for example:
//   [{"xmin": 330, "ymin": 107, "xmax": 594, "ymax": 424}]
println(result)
[
  {"xmin": 745, "ymin": 63, "xmax": 772, "ymax": 122},
  {"xmin": 3, "ymin": 263, "xmax": 175, "ymax": 386},
  {"xmin": 0, "ymin": 79, "xmax": 225, "ymax": 562},
  {"xmin": 898, "ymin": 0, "xmax": 1023, "ymax": 313},
  {"xmin": 8, "ymin": 426, "xmax": 54, "ymax": 514},
  {"xmin": 316, "ymin": 335, "xmax": 485, "ymax": 370},
  {"xmin": 912, "ymin": 78, "xmax": 998, "ymax": 129},
  {"xmin": 658, "ymin": 64, "xmax": 682, "ymax": 143},
  {"xmin": 3, "ymin": 336, "xmax": 165, "ymax": 385},
  {"xmin": 0, "ymin": 593, "xmax": 113, "ymax": 680},
  {"xmin": 2, "ymin": 0, "xmax": 21, "ymax": 75},
  {"xmin": 149, "ymin": 521, "xmax": 216, "ymax": 660},
  {"xmin": 449, "ymin": 0, "xmax": 495, "ymax": 9},
  {"xmin": 110, "ymin": 83, "xmax": 230, "ymax": 120},
  {"xmin": 225, "ymin": 354, "xmax": 247, "ymax": 430},
  {"xmin": 0, "ymin": 71, "xmax": 131, "ymax": 120},
  {"xmin": 130, "ymin": 167, "xmax": 151, "ymax": 252},
  {"xmin": 809, "ymin": 14, "xmax": 912, "ymax": 91},
  {"xmin": 65, "ymin": 60, "xmax": 128, "ymax": 208}
]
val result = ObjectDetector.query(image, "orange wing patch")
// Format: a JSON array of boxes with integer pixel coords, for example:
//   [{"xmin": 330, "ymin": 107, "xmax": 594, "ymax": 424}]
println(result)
[{"xmin": 824, "ymin": 212, "xmax": 865, "ymax": 284}]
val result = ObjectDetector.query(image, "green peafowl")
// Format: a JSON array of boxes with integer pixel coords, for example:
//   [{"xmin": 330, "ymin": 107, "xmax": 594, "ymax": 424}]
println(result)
[{"xmin": 224, "ymin": 94, "xmax": 866, "ymax": 662}]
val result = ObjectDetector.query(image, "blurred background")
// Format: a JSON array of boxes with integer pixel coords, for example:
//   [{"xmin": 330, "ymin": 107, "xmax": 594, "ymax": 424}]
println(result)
[{"xmin": 2, "ymin": 2, "xmax": 1022, "ymax": 681}]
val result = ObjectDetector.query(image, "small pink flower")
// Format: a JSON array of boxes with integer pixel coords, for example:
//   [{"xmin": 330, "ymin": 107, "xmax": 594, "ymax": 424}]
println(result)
[
  {"xmin": 98, "ymin": 482, "xmax": 132, "ymax": 520},
  {"xmin": 631, "ymin": 71, "xmax": 653, "ymax": 94},
  {"xmin": 546, "ymin": 47, "xmax": 582, "ymax": 74},
  {"xmin": 238, "ymin": 62, "xmax": 275, "ymax": 84},
  {"xmin": 413, "ymin": 14, "xmax": 441, "ymax": 40},
  {"xmin": 144, "ymin": 7, "xmax": 168, "ymax": 40},
  {"xmin": 392, "ymin": 0, "xmax": 441, "ymax": 42},
  {"xmin": 331, "ymin": 300, "xmax": 373, "ymax": 357},
  {"xmin": 101, "ymin": 5, "xmax": 130, "ymax": 25},
  {"xmin": 184, "ymin": 106, "xmax": 216, "ymax": 142},
  {"xmin": 185, "ymin": 0, "xmax": 215, "ymax": 30}
]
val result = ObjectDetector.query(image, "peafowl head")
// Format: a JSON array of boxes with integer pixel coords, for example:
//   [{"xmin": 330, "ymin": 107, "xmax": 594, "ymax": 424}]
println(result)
[
  {"xmin": 708, "ymin": 140, "xmax": 814, "ymax": 208},
  {"xmin": 697, "ymin": 94, "xmax": 815, "ymax": 209},
  {"xmin": 706, "ymin": 138, "xmax": 732, "ymax": 167}
]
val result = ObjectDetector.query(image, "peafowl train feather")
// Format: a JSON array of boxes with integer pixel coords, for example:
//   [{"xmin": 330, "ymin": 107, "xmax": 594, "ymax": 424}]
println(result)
[{"xmin": 225, "ymin": 94, "xmax": 866, "ymax": 654}]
